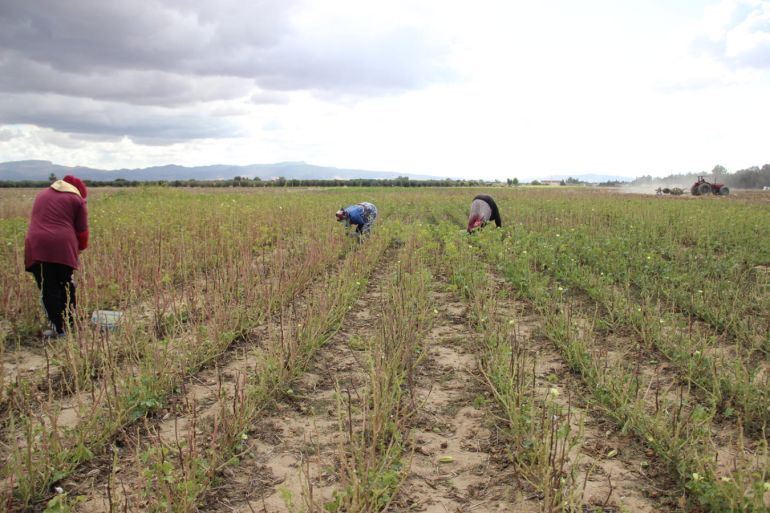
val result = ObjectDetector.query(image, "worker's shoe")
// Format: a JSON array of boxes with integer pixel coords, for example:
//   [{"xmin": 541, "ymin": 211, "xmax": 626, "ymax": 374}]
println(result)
[{"xmin": 42, "ymin": 329, "xmax": 67, "ymax": 339}]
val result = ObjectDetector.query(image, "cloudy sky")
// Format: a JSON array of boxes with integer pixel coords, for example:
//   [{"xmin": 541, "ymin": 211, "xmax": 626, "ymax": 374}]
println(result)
[{"xmin": 0, "ymin": 0, "xmax": 768, "ymax": 180}]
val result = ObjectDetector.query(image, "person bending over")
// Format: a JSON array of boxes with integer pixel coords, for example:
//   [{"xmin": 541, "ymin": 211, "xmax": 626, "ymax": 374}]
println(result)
[
  {"xmin": 467, "ymin": 194, "xmax": 501, "ymax": 233},
  {"xmin": 336, "ymin": 202, "xmax": 378, "ymax": 238},
  {"xmin": 25, "ymin": 175, "xmax": 89, "ymax": 338}
]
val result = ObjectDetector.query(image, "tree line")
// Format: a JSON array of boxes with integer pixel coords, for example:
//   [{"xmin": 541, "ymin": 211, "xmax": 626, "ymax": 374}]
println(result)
[
  {"xmin": 630, "ymin": 164, "xmax": 770, "ymax": 189},
  {"xmin": 0, "ymin": 176, "xmax": 520, "ymax": 189}
]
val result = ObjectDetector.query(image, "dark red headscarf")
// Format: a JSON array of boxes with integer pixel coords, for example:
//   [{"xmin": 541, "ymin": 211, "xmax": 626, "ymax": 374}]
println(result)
[{"xmin": 63, "ymin": 175, "xmax": 87, "ymax": 199}]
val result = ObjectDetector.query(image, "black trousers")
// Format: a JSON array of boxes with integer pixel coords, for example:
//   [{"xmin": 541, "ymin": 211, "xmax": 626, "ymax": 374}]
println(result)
[{"xmin": 27, "ymin": 262, "xmax": 76, "ymax": 334}]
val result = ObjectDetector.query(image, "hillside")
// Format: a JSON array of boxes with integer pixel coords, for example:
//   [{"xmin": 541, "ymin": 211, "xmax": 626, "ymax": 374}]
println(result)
[
  {"xmin": 0, "ymin": 160, "xmax": 454, "ymax": 182},
  {"xmin": 0, "ymin": 160, "xmax": 637, "ymax": 184}
]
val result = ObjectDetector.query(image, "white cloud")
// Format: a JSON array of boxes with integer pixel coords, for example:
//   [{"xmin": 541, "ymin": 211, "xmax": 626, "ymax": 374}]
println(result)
[
  {"xmin": 656, "ymin": 0, "xmax": 770, "ymax": 91},
  {"xmin": 38, "ymin": 129, "xmax": 87, "ymax": 149},
  {"xmin": 249, "ymin": 91, "xmax": 292, "ymax": 105}
]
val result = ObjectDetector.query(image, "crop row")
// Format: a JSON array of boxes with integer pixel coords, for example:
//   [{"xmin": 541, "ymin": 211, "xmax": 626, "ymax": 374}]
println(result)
[{"xmin": 459, "ymin": 222, "xmax": 770, "ymax": 512}]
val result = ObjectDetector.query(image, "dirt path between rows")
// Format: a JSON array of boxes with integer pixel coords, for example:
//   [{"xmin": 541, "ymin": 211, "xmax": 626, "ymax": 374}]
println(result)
[
  {"xmin": 5, "ymin": 240, "xmax": 680, "ymax": 513},
  {"xmin": 196, "ymin": 245, "xmax": 526, "ymax": 512}
]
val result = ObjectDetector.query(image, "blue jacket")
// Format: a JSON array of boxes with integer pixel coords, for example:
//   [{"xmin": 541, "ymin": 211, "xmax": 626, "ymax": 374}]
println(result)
[
  {"xmin": 345, "ymin": 202, "xmax": 377, "ymax": 226},
  {"xmin": 345, "ymin": 204, "xmax": 367, "ymax": 226}
]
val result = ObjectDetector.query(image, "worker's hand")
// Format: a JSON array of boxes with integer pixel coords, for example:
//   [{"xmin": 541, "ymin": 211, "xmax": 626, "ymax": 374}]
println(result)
[{"xmin": 78, "ymin": 249, "xmax": 85, "ymax": 254}]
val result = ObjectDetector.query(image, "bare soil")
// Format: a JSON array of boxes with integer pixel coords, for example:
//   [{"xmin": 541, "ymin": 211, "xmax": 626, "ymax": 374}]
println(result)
[{"xmin": 1, "ymin": 248, "xmax": 683, "ymax": 513}]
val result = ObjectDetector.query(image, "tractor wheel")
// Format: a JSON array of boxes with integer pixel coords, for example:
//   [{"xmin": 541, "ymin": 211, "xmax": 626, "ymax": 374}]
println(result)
[
  {"xmin": 691, "ymin": 185, "xmax": 700, "ymax": 195},
  {"xmin": 698, "ymin": 183, "xmax": 712, "ymax": 195},
  {"xmin": 718, "ymin": 186, "xmax": 730, "ymax": 196}
]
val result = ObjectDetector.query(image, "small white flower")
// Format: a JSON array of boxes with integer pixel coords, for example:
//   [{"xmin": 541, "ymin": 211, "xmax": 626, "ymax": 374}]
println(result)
[
  {"xmin": 55, "ymin": 487, "xmax": 64, "ymax": 495},
  {"xmin": 550, "ymin": 388, "xmax": 559, "ymax": 396}
]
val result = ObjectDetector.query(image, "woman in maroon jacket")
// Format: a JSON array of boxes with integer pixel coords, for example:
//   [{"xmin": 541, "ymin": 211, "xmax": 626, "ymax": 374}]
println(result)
[{"xmin": 25, "ymin": 175, "xmax": 89, "ymax": 338}]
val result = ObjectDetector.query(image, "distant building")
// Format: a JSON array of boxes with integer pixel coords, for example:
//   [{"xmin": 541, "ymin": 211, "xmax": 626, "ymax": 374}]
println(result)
[{"xmin": 541, "ymin": 180, "xmax": 562, "ymax": 186}]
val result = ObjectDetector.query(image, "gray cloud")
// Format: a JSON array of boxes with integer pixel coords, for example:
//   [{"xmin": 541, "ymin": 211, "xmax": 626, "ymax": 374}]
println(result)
[
  {"xmin": 38, "ymin": 129, "xmax": 87, "ymax": 149},
  {"xmin": 0, "ymin": 0, "xmax": 295, "ymax": 76},
  {"xmin": 0, "ymin": 93, "xmax": 245, "ymax": 144},
  {"xmin": 0, "ymin": 58, "xmax": 255, "ymax": 107},
  {"xmin": 0, "ymin": 128, "xmax": 19, "ymax": 141},
  {"xmin": 0, "ymin": 0, "xmax": 458, "ymax": 144}
]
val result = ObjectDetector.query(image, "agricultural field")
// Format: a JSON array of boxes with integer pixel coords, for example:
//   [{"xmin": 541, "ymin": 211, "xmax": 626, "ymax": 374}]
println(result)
[{"xmin": 1, "ymin": 185, "xmax": 769, "ymax": 513}]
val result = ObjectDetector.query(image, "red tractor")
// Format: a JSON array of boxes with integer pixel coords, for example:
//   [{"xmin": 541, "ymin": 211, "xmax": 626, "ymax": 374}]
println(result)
[{"xmin": 691, "ymin": 176, "xmax": 730, "ymax": 196}]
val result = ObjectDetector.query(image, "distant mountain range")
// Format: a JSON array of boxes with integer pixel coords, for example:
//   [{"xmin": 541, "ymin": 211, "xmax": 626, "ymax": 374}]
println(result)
[
  {"xmin": 0, "ymin": 160, "xmax": 632, "ymax": 183},
  {"xmin": 0, "ymin": 160, "xmax": 456, "ymax": 182}
]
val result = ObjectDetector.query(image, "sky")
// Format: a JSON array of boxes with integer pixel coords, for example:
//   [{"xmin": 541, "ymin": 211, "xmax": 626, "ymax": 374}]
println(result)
[{"xmin": 0, "ymin": 0, "xmax": 768, "ymax": 181}]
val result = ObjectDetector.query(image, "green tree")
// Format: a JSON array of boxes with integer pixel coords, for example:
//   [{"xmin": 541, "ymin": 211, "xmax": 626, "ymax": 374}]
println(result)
[
  {"xmin": 48, "ymin": 173, "xmax": 57, "ymax": 182},
  {"xmin": 712, "ymin": 165, "xmax": 727, "ymax": 176}
]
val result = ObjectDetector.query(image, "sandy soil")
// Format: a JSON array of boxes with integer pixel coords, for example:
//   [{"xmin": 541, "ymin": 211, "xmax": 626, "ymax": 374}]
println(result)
[{"xmin": 1, "ymin": 240, "xmax": 685, "ymax": 513}]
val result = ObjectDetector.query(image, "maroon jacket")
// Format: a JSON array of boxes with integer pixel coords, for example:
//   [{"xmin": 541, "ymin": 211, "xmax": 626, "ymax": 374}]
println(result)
[{"xmin": 25, "ymin": 186, "xmax": 89, "ymax": 270}]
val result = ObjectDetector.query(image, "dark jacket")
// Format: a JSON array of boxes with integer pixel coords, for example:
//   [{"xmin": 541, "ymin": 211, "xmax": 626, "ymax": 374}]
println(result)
[{"xmin": 473, "ymin": 194, "xmax": 501, "ymax": 228}]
